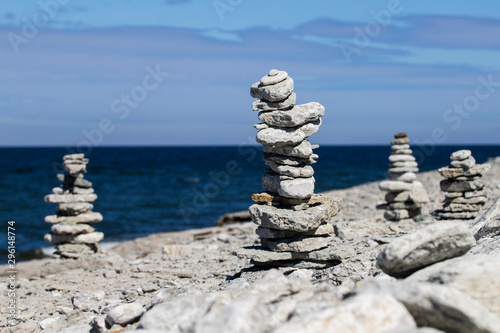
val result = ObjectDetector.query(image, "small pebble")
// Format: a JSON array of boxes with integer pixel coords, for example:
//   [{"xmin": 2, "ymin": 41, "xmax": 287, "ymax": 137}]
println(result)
[{"xmin": 268, "ymin": 69, "xmax": 279, "ymax": 76}]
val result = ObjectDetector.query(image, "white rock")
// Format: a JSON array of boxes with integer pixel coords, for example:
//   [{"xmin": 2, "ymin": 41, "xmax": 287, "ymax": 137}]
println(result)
[
  {"xmin": 265, "ymin": 161, "xmax": 314, "ymax": 178},
  {"xmin": 250, "ymin": 77, "xmax": 294, "ymax": 102},
  {"xmin": 262, "ymin": 140, "xmax": 313, "ymax": 159},
  {"xmin": 258, "ymin": 102, "xmax": 324, "ymax": 128},
  {"xmin": 451, "ymin": 156, "xmax": 476, "ymax": 169},
  {"xmin": 44, "ymin": 193, "xmax": 97, "ymax": 203},
  {"xmin": 44, "ymin": 231, "xmax": 104, "ymax": 245},
  {"xmin": 262, "ymin": 173, "xmax": 315, "ymax": 199},
  {"xmin": 273, "ymin": 293, "xmax": 416, "ymax": 333},
  {"xmin": 451, "ymin": 149, "xmax": 471, "ymax": 161},
  {"xmin": 389, "ymin": 155, "xmax": 416, "ymax": 162},
  {"xmin": 389, "ymin": 172, "xmax": 416, "ymax": 182},
  {"xmin": 260, "ymin": 70, "xmax": 288, "ymax": 86},
  {"xmin": 408, "ymin": 181, "xmax": 430, "ymax": 203},
  {"xmin": 51, "ymin": 223, "xmax": 95, "ymax": 235},
  {"xmin": 253, "ymin": 93, "xmax": 296, "ymax": 111},
  {"xmin": 379, "ymin": 180, "xmax": 414, "ymax": 192},
  {"xmin": 105, "ymin": 303, "xmax": 145, "ymax": 328},
  {"xmin": 377, "ymin": 222, "xmax": 475, "ymax": 277},
  {"xmin": 45, "ymin": 212, "xmax": 103, "ymax": 224}
]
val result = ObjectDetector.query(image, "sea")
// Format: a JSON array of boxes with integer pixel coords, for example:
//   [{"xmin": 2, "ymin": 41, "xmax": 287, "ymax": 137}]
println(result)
[{"xmin": 1, "ymin": 145, "xmax": 499, "ymax": 261}]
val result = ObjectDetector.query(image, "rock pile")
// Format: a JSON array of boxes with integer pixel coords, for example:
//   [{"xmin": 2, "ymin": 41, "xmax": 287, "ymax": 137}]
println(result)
[
  {"xmin": 377, "ymin": 132, "xmax": 429, "ymax": 221},
  {"xmin": 44, "ymin": 154, "xmax": 103, "ymax": 258},
  {"xmin": 433, "ymin": 149, "xmax": 491, "ymax": 220},
  {"xmin": 232, "ymin": 69, "xmax": 342, "ymax": 269}
]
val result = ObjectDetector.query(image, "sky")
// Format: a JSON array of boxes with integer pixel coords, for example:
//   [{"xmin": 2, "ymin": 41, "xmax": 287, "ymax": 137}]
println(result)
[{"xmin": 1, "ymin": 0, "xmax": 500, "ymax": 146}]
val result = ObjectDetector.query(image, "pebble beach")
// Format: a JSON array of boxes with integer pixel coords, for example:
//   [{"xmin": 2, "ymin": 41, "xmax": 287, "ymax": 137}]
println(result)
[{"xmin": 1, "ymin": 156, "xmax": 499, "ymax": 333}]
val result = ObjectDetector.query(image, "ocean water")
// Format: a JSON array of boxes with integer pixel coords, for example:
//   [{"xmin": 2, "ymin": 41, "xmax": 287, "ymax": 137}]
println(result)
[{"xmin": 1, "ymin": 145, "xmax": 499, "ymax": 260}]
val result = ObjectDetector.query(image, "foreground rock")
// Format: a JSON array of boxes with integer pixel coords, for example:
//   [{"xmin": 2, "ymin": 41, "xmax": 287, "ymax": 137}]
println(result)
[{"xmin": 377, "ymin": 221, "xmax": 475, "ymax": 277}]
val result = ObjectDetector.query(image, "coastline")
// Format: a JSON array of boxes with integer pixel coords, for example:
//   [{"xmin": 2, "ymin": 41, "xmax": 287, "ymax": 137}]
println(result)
[{"xmin": 1, "ymin": 156, "xmax": 499, "ymax": 331}]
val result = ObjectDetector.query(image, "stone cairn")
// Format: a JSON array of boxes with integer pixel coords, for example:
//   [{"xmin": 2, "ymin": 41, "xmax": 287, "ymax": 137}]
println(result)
[
  {"xmin": 44, "ymin": 154, "xmax": 104, "ymax": 258},
  {"xmin": 433, "ymin": 149, "xmax": 491, "ymax": 220},
  {"xmin": 377, "ymin": 132, "xmax": 430, "ymax": 221},
  {"xmin": 233, "ymin": 69, "xmax": 342, "ymax": 269}
]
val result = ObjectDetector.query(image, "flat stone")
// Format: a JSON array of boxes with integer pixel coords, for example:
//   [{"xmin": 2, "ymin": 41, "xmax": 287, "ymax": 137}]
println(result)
[
  {"xmin": 45, "ymin": 212, "xmax": 103, "ymax": 224},
  {"xmin": 51, "ymin": 224, "xmax": 95, "ymax": 235},
  {"xmin": 64, "ymin": 153, "xmax": 85, "ymax": 160},
  {"xmin": 55, "ymin": 243, "xmax": 97, "ymax": 257},
  {"xmin": 392, "ymin": 149, "xmax": 413, "ymax": 155},
  {"xmin": 450, "ymin": 149, "xmax": 471, "ymax": 161},
  {"xmin": 248, "ymin": 199, "xmax": 342, "ymax": 232},
  {"xmin": 45, "ymin": 231, "xmax": 104, "ymax": 245},
  {"xmin": 377, "ymin": 222, "xmax": 475, "ymax": 277},
  {"xmin": 389, "ymin": 172, "xmax": 416, "ymax": 182},
  {"xmin": 408, "ymin": 254, "xmax": 500, "ymax": 317},
  {"xmin": 251, "ymin": 192, "xmax": 336, "ymax": 206},
  {"xmin": 438, "ymin": 163, "xmax": 490, "ymax": 179},
  {"xmin": 394, "ymin": 132, "xmax": 407, "ymax": 138},
  {"xmin": 389, "ymin": 155, "xmax": 416, "ymax": 162},
  {"xmin": 391, "ymin": 138, "xmax": 410, "ymax": 145},
  {"xmin": 52, "ymin": 187, "xmax": 63, "ymax": 194},
  {"xmin": 261, "ymin": 173, "xmax": 315, "ymax": 199},
  {"xmin": 262, "ymin": 235, "xmax": 331, "ymax": 252},
  {"xmin": 252, "ymin": 93, "xmax": 296, "ymax": 111},
  {"xmin": 105, "ymin": 303, "xmax": 145, "ymax": 328},
  {"xmin": 231, "ymin": 239, "xmax": 349, "ymax": 263},
  {"xmin": 44, "ymin": 193, "xmax": 98, "ymax": 203},
  {"xmin": 464, "ymin": 189, "xmax": 487, "ymax": 198},
  {"xmin": 432, "ymin": 210, "xmax": 478, "ymax": 220},
  {"xmin": 265, "ymin": 161, "xmax": 314, "ymax": 178},
  {"xmin": 263, "ymin": 153, "xmax": 318, "ymax": 166},
  {"xmin": 261, "ymin": 140, "xmax": 313, "ymax": 159},
  {"xmin": 390, "ymin": 161, "xmax": 418, "ymax": 168},
  {"xmin": 451, "ymin": 156, "xmax": 476, "ymax": 169},
  {"xmin": 409, "ymin": 181, "xmax": 430, "ymax": 203},
  {"xmin": 273, "ymin": 293, "xmax": 415, "ymax": 333},
  {"xmin": 443, "ymin": 196, "xmax": 487, "ymax": 204},
  {"xmin": 71, "ymin": 187, "xmax": 94, "ymax": 194},
  {"xmin": 385, "ymin": 191, "xmax": 410, "ymax": 202},
  {"xmin": 57, "ymin": 202, "xmax": 94, "ymax": 215},
  {"xmin": 260, "ymin": 69, "xmax": 288, "ymax": 86},
  {"xmin": 255, "ymin": 223, "xmax": 334, "ymax": 239},
  {"xmin": 250, "ymin": 76, "xmax": 294, "ymax": 102},
  {"xmin": 258, "ymin": 102, "xmax": 324, "ymax": 128},
  {"xmin": 256, "ymin": 119, "xmax": 321, "ymax": 147},
  {"xmin": 389, "ymin": 167, "xmax": 419, "ymax": 173},
  {"xmin": 391, "ymin": 144, "xmax": 410, "ymax": 150},
  {"xmin": 379, "ymin": 180, "xmax": 414, "ymax": 192},
  {"xmin": 442, "ymin": 202, "xmax": 484, "ymax": 212},
  {"xmin": 440, "ymin": 179, "xmax": 484, "ymax": 192}
]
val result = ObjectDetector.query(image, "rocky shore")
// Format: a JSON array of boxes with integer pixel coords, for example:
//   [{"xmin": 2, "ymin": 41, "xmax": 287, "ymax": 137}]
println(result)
[{"xmin": 1, "ymin": 156, "xmax": 500, "ymax": 333}]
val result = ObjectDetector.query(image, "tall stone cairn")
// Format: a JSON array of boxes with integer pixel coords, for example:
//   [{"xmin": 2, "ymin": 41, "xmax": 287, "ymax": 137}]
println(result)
[
  {"xmin": 44, "ymin": 154, "xmax": 104, "ymax": 258},
  {"xmin": 433, "ymin": 149, "xmax": 491, "ymax": 220},
  {"xmin": 377, "ymin": 132, "xmax": 430, "ymax": 221},
  {"xmin": 232, "ymin": 69, "xmax": 343, "ymax": 269}
]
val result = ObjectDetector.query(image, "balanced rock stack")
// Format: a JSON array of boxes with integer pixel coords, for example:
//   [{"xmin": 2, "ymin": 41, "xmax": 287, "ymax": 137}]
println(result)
[
  {"xmin": 377, "ymin": 132, "xmax": 430, "ymax": 221},
  {"xmin": 232, "ymin": 69, "xmax": 343, "ymax": 269},
  {"xmin": 44, "ymin": 154, "xmax": 104, "ymax": 258},
  {"xmin": 433, "ymin": 150, "xmax": 491, "ymax": 220}
]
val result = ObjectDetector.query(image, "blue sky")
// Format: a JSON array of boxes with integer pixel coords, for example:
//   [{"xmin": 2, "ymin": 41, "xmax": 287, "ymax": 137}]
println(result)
[{"xmin": 1, "ymin": 0, "xmax": 500, "ymax": 146}]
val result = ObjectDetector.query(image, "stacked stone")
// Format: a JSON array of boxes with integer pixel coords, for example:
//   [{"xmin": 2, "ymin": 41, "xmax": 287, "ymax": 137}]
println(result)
[
  {"xmin": 233, "ymin": 69, "xmax": 343, "ymax": 269},
  {"xmin": 433, "ymin": 150, "xmax": 491, "ymax": 220},
  {"xmin": 377, "ymin": 132, "xmax": 430, "ymax": 221},
  {"xmin": 44, "ymin": 154, "xmax": 104, "ymax": 258}
]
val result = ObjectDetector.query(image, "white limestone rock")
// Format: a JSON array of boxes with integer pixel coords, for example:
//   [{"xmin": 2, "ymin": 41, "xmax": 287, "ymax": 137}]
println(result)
[
  {"xmin": 250, "ymin": 77, "xmax": 294, "ymax": 102},
  {"xmin": 253, "ymin": 93, "xmax": 296, "ymax": 111},
  {"xmin": 258, "ymin": 102, "xmax": 325, "ymax": 128}
]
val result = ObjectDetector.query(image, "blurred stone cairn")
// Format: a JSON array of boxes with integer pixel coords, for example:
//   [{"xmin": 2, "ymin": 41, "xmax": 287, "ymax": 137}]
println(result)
[
  {"xmin": 377, "ymin": 132, "xmax": 430, "ymax": 221},
  {"xmin": 232, "ymin": 69, "xmax": 343, "ymax": 269},
  {"xmin": 433, "ymin": 149, "xmax": 491, "ymax": 220},
  {"xmin": 44, "ymin": 154, "xmax": 103, "ymax": 258}
]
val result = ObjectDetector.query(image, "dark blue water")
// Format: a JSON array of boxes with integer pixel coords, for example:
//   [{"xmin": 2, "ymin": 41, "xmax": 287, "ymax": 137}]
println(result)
[{"xmin": 0, "ymin": 145, "xmax": 498, "ymax": 260}]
